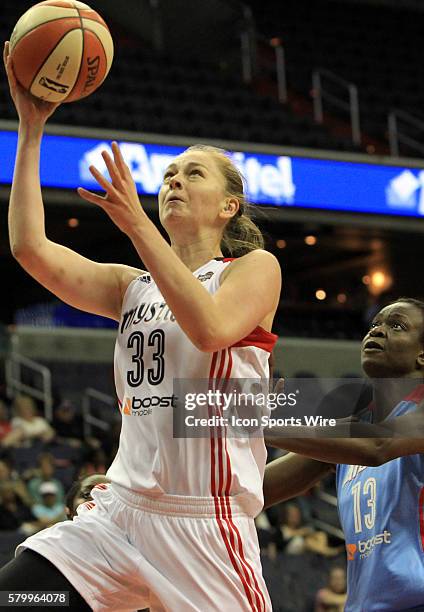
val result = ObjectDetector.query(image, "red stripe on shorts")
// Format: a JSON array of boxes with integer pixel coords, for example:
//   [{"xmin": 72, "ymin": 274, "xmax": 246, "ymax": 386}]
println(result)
[
  {"xmin": 209, "ymin": 351, "xmax": 218, "ymax": 498},
  {"xmin": 208, "ymin": 350, "xmax": 258, "ymax": 610},
  {"xmin": 220, "ymin": 349, "xmax": 266, "ymax": 611},
  {"xmin": 216, "ymin": 350, "xmax": 227, "ymax": 497},
  {"xmin": 209, "ymin": 349, "xmax": 265, "ymax": 611}
]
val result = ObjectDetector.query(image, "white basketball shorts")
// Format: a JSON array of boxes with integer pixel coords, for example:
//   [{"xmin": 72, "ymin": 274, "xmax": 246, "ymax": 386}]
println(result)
[{"xmin": 16, "ymin": 483, "xmax": 271, "ymax": 612}]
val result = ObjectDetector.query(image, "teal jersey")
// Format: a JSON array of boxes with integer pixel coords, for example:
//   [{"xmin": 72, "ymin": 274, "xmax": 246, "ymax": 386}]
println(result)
[{"xmin": 336, "ymin": 385, "xmax": 424, "ymax": 611}]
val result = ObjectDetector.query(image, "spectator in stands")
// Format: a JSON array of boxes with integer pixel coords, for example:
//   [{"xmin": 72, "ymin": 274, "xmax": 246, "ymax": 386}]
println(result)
[
  {"xmin": 315, "ymin": 566, "xmax": 347, "ymax": 612},
  {"xmin": 26, "ymin": 453, "xmax": 65, "ymax": 505},
  {"xmin": 102, "ymin": 420, "xmax": 121, "ymax": 462},
  {"xmin": 274, "ymin": 503, "xmax": 343, "ymax": 557},
  {"xmin": 65, "ymin": 474, "xmax": 110, "ymax": 519},
  {"xmin": 9, "ymin": 395, "xmax": 55, "ymax": 447},
  {"xmin": 0, "ymin": 459, "xmax": 32, "ymax": 507},
  {"xmin": 0, "ymin": 484, "xmax": 38, "ymax": 534},
  {"xmin": 255, "ymin": 510, "xmax": 276, "ymax": 556},
  {"xmin": 0, "ymin": 399, "xmax": 12, "ymax": 445},
  {"xmin": 275, "ymin": 503, "xmax": 313, "ymax": 555},
  {"xmin": 52, "ymin": 400, "xmax": 84, "ymax": 447},
  {"xmin": 31, "ymin": 482, "xmax": 66, "ymax": 528},
  {"xmin": 79, "ymin": 447, "xmax": 108, "ymax": 477}
]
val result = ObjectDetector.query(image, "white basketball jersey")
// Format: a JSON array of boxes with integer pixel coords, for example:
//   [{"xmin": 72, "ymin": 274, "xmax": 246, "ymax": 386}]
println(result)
[{"xmin": 107, "ymin": 257, "xmax": 278, "ymax": 516}]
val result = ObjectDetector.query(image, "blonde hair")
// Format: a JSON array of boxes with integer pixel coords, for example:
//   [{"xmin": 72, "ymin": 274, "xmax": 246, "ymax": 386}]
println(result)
[{"xmin": 185, "ymin": 145, "xmax": 264, "ymax": 256}]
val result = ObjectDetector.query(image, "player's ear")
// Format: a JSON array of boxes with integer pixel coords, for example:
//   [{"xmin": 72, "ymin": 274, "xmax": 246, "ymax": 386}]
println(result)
[
  {"xmin": 220, "ymin": 197, "xmax": 239, "ymax": 220},
  {"xmin": 417, "ymin": 349, "xmax": 424, "ymax": 369}
]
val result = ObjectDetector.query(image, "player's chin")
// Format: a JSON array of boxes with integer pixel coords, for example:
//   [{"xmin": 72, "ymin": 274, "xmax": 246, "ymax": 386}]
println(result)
[{"xmin": 162, "ymin": 208, "xmax": 188, "ymax": 224}]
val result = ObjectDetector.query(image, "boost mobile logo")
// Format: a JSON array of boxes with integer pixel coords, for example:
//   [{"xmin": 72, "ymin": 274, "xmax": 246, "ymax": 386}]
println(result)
[
  {"xmin": 122, "ymin": 398, "xmax": 132, "ymax": 415},
  {"xmin": 346, "ymin": 543, "xmax": 357, "ymax": 561},
  {"xmin": 347, "ymin": 530, "xmax": 392, "ymax": 560},
  {"xmin": 121, "ymin": 395, "xmax": 177, "ymax": 415}
]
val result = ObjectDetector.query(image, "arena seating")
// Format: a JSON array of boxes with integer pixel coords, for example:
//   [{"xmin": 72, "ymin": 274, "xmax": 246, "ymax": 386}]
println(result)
[
  {"xmin": 2, "ymin": 1, "xmax": 423, "ymax": 155},
  {"xmin": 14, "ymin": 298, "xmax": 366, "ymax": 340},
  {"xmin": 0, "ymin": 2, "xmax": 361, "ymax": 152},
  {"xmin": 262, "ymin": 551, "xmax": 343, "ymax": 612},
  {"xmin": 248, "ymin": 0, "xmax": 424, "ymax": 155},
  {"xmin": 275, "ymin": 305, "xmax": 365, "ymax": 339}
]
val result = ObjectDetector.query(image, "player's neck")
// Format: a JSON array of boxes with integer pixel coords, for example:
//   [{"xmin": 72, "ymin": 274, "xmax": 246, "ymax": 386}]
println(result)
[
  {"xmin": 371, "ymin": 377, "xmax": 422, "ymax": 420},
  {"xmin": 170, "ymin": 237, "xmax": 223, "ymax": 272}
]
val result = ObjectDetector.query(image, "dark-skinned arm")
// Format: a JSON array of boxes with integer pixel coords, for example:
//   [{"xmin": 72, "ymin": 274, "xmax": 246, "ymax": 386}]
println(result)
[
  {"xmin": 263, "ymin": 453, "xmax": 333, "ymax": 509},
  {"xmin": 265, "ymin": 409, "xmax": 424, "ymax": 466}
]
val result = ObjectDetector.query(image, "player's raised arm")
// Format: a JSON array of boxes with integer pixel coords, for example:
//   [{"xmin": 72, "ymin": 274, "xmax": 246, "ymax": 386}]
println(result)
[{"xmin": 4, "ymin": 42, "xmax": 140, "ymax": 322}]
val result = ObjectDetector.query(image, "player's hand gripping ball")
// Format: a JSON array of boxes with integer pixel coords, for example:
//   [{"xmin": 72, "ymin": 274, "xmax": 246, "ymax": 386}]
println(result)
[{"xmin": 9, "ymin": 0, "xmax": 114, "ymax": 103}]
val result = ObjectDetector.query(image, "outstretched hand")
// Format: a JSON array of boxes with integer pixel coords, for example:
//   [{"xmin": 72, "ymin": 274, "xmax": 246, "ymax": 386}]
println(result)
[
  {"xmin": 3, "ymin": 41, "xmax": 60, "ymax": 125},
  {"xmin": 272, "ymin": 377, "xmax": 285, "ymax": 395},
  {"xmin": 265, "ymin": 376, "xmax": 359, "ymax": 440},
  {"xmin": 77, "ymin": 142, "xmax": 146, "ymax": 236}
]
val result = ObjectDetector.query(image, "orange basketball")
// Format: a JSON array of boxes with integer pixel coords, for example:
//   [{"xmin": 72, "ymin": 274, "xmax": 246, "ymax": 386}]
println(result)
[{"xmin": 9, "ymin": 1, "xmax": 114, "ymax": 103}]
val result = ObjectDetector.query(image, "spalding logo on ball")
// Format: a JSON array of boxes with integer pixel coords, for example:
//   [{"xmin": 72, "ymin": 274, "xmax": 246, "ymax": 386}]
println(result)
[{"xmin": 10, "ymin": 0, "xmax": 114, "ymax": 103}]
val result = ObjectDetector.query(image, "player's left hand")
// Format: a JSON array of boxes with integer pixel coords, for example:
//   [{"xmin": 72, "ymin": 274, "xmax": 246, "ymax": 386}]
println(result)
[{"xmin": 77, "ymin": 141, "xmax": 146, "ymax": 235}]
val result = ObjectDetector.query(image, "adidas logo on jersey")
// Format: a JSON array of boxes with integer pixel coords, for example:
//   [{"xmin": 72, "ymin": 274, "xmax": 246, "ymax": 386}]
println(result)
[{"xmin": 138, "ymin": 274, "xmax": 151, "ymax": 284}]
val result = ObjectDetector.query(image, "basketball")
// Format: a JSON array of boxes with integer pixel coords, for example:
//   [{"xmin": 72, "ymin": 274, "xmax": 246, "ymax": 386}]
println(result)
[{"xmin": 9, "ymin": 0, "xmax": 114, "ymax": 103}]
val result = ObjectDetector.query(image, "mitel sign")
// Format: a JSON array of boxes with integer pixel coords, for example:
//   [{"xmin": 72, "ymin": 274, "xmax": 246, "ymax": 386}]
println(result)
[{"xmin": 1, "ymin": 129, "xmax": 424, "ymax": 216}]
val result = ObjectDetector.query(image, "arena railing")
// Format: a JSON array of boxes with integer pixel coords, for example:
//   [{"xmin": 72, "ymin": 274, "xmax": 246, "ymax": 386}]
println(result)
[
  {"xmin": 5, "ymin": 351, "xmax": 53, "ymax": 421},
  {"xmin": 311, "ymin": 489, "xmax": 345, "ymax": 540},
  {"xmin": 7, "ymin": 326, "xmax": 363, "ymax": 377},
  {"xmin": 239, "ymin": 20, "xmax": 288, "ymax": 104},
  {"xmin": 82, "ymin": 387, "xmax": 115, "ymax": 438},
  {"xmin": 312, "ymin": 68, "xmax": 361, "ymax": 146},
  {"xmin": 311, "ymin": 518, "xmax": 344, "ymax": 541},
  {"xmin": 388, "ymin": 109, "xmax": 424, "ymax": 157}
]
